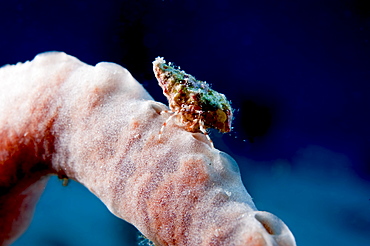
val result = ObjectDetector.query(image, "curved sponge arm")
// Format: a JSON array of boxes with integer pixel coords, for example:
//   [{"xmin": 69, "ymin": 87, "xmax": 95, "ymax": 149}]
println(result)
[{"xmin": 0, "ymin": 52, "xmax": 296, "ymax": 246}]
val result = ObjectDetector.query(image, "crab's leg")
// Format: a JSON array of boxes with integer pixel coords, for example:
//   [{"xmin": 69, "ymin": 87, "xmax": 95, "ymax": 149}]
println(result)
[
  {"xmin": 199, "ymin": 119, "xmax": 214, "ymax": 148},
  {"xmin": 158, "ymin": 111, "xmax": 177, "ymax": 139}
]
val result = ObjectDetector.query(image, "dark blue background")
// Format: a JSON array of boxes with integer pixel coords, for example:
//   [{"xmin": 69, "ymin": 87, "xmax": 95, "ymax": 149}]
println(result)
[{"xmin": 1, "ymin": 0, "xmax": 369, "ymax": 245}]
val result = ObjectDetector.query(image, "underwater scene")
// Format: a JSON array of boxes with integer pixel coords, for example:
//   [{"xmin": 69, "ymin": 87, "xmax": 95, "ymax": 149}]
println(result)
[{"xmin": 1, "ymin": 0, "xmax": 369, "ymax": 245}]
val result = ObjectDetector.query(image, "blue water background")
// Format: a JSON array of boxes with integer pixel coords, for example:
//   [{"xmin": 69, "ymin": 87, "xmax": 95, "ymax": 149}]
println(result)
[{"xmin": 1, "ymin": 0, "xmax": 369, "ymax": 245}]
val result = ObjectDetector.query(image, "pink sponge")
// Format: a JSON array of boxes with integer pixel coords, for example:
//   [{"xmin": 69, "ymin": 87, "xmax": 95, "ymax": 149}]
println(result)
[{"xmin": 0, "ymin": 52, "xmax": 296, "ymax": 246}]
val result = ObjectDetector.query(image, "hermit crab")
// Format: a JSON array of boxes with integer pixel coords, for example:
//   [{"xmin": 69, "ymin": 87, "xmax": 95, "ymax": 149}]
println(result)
[{"xmin": 153, "ymin": 57, "xmax": 233, "ymax": 146}]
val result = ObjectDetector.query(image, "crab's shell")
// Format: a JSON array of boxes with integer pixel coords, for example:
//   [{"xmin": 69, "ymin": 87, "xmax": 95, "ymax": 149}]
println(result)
[{"xmin": 153, "ymin": 57, "xmax": 233, "ymax": 133}]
